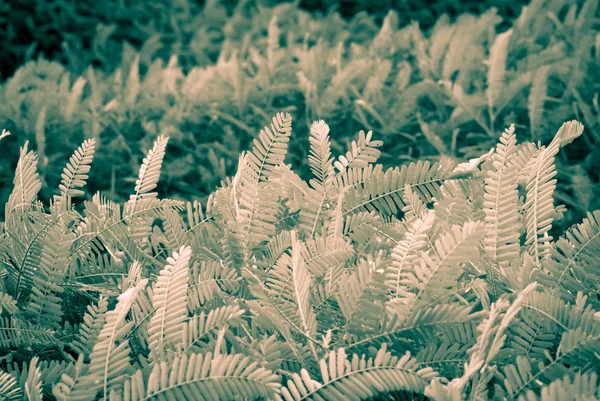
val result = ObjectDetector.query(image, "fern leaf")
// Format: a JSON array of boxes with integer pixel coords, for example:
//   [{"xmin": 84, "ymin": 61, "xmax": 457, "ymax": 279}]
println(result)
[
  {"xmin": 341, "ymin": 160, "xmax": 453, "ymax": 218},
  {"xmin": 399, "ymin": 221, "xmax": 485, "ymax": 315},
  {"xmin": 483, "ymin": 125, "xmax": 520, "ymax": 267},
  {"xmin": 386, "ymin": 211, "xmax": 435, "ymax": 298},
  {"xmin": 236, "ymin": 113, "xmax": 292, "ymax": 259},
  {"xmin": 308, "ymin": 120, "xmax": 335, "ymax": 186},
  {"xmin": 128, "ymin": 135, "xmax": 169, "ymax": 210},
  {"xmin": 69, "ymin": 279, "xmax": 148, "ymax": 400},
  {"xmin": 6, "ymin": 141, "xmax": 42, "ymax": 220},
  {"xmin": 188, "ymin": 260, "xmax": 240, "ymax": 310},
  {"xmin": 334, "ymin": 130, "xmax": 382, "ymax": 174},
  {"xmin": 25, "ymin": 223, "xmax": 74, "ymax": 329},
  {"xmin": 536, "ymin": 211, "xmax": 600, "ymax": 298},
  {"xmin": 487, "ymin": 29, "xmax": 512, "ymax": 114},
  {"xmin": 182, "ymin": 304, "xmax": 244, "ymax": 352},
  {"xmin": 59, "ymin": 139, "xmax": 96, "ymax": 199},
  {"xmin": 277, "ymin": 345, "xmax": 436, "ymax": 401},
  {"xmin": 24, "ymin": 357, "xmax": 42, "ymax": 401},
  {"xmin": 529, "ymin": 66, "xmax": 549, "ymax": 139},
  {"xmin": 291, "ymin": 231, "xmax": 318, "ymax": 342},
  {"xmin": 122, "ymin": 352, "xmax": 280, "ymax": 401},
  {"xmin": 336, "ymin": 256, "xmax": 389, "ymax": 337},
  {"xmin": 0, "ymin": 370, "xmax": 22, "ymax": 401},
  {"xmin": 518, "ymin": 372, "xmax": 599, "ymax": 401},
  {"xmin": 0, "ymin": 318, "xmax": 57, "ymax": 348},
  {"xmin": 70, "ymin": 296, "xmax": 108, "ymax": 357},
  {"xmin": 148, "ymin": 246, "xmax": 191, "ymax": 359},
  {"xmin": 524, "ymin": 121, "xmax": 584, "ymax": 264}
]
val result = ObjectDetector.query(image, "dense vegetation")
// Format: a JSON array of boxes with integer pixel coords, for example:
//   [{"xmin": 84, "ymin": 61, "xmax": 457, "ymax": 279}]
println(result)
[
  {"xmin": 1, "ymin": 0, "xmax": 598, "ymax": 232},
  {"xmin": 0, "ymin": 112, "xmax": 599, "ymax": 400},
  {"xmin": 0, "ymin": 0, "xmax": 530, "ymax": 80},
  {"xmin": 1, "ymin": 0, "xmax": 600, "ymax": 400}
]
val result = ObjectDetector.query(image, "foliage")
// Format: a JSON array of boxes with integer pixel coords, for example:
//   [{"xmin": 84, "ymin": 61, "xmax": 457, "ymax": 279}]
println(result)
[
  {"xmin": 0, "ymin": 0, "xmax": 598, "ymax": 233},
  {"xmin": 0, "ymin": 112, "xmax": 599, "ymax": 400},
  {"xmin": 0, "ymin": 0, "xmax": 530, "ymax": 80}
]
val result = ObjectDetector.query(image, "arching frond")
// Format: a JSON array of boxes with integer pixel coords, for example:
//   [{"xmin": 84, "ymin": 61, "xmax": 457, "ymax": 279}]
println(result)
[
  {"xmin": 334, "ymin": 130, "xmax": 382, "ymax": 174},
  {"xmin": 486, "ymin": 29, "xmax": 512, "ymax": 115},
  {"xmin": 386, "ymin": 211, "xmax": 435, "ymax": 298},
  {"xmin": 128, "ymin": 135, "xmax": 169, "ymax": 214},
  {"xmin": 537, "ymin": 210, "xmax": 600, "ymax": 299},
  {"xmin": 25, "ymin": 223, "xmax": 73, "ymax": 329},
  {"xmin": 59, "ymin": 138, "xmax": 96, "ymax": 199},
  {"xmin": 277, "ymin": 346, "xmax": 436, "ymax": 401},
  {"xmin": 341, "ymin": 160, "xmax": 453, "ymax": 218},
  {"xmin": 308, "ymin": 120, "xmax": 335, "ymax": 187},
  {"xmin": 0, "ymin": 370, "xmax": 22, "ymax": 401},
  {"xmin": 68, "ymin": 279, "xmax": 148, "ymax": 400},
  {"xmin": 524, "ymin": 121, "xmax": 583, "ymax": 264},
  {"xmin": 182, "ymin": 304, "xmax": 244, "ymax": 352},
  {"xmin": 70, "ymin": 296, "xmax": 108, "ymax": 357},
  {"xmin": 122, "ymin": 352, "xmax": 280, "ymax": 401},
  {"xmin": 148, "ymin": 246, "xmax": 192, "ymax": 359},
  {"xmin": 483, "ymin": 125, "xmax": 520, "ymax": 267},
  {"xmin": 235, "ymin": 112, "xmax": 292, "ymax": 261},
  {"xmin": 6, "ymin": 141, "xmax": 42, "ymax": 221}
]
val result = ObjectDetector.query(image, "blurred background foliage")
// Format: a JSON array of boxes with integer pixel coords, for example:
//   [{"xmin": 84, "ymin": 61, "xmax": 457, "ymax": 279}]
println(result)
[
  {"xmin": 0, "ymin": 0, "xmax": 598, "ymax": 233},
  {"xmin": 0, "ymin": 0, "xmax": 531, "ymax": 80}
]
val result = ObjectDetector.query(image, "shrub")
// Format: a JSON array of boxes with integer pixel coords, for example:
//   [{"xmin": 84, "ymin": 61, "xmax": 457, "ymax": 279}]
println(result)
[
  {"xmin": 0, "ymin": 113, "xmax": 599, "ymax": 400},
  {"xmin": 0, "ymin": 0, "xmax": 531, "ymax": 81},
  {"xmin": 1, "ymin": 0, "xmax": 598, "ymax": 231}
]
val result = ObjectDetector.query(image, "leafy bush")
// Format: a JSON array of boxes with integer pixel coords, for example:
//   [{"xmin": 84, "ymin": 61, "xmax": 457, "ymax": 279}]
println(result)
[
  {"xmin": 0, "ymin": 0, "xmax": 530, "ymax": 81},
  {"xmin": 1, "ymin": 0, "xmax": 598, "ymax": 230},
  {"xmin": 0, "ymin": 112, "xmax": 599, "ymax": 400}
]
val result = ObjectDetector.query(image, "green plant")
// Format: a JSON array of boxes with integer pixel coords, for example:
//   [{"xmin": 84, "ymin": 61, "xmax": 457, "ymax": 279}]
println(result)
[
  {"xmin": 1, "ymin": 0, "xmax": 598, "ymax": 232},
  {"xmin": 0, "ymin": 112, "xmax": 599, "ymax": 400},
  {"xmin": 0, "ymin": 0, "xmax": 532, "ymax": 82}
]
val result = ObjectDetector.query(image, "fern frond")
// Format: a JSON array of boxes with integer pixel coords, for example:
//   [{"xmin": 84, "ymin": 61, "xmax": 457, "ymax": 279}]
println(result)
[
  {"xmin": 59, "ymin": 139, "xmax": 96, "ymax": 199},
  {"xmin": 0, "ymin": 370, "xmax": 22, "ymax": 400},
  {"xmin": 483, "ymin": 125, "xmax": 520, "ymax": 267},
  {"xmin": 528, "ymin": 66, "xmax": 549, "ymax": 139},
  {"xmin": 70, "ymin": 296, "xmax": 108, "ymax": 357},
  {"xmin": 24, "ymin": 357, "xmax": 42, "ymax": 401},
  {"xmin": 0, "ymin": 291, "xmax": 18, "ymax": 315},
  {"xmin": 6, "ymin": 141, "xmax": 42, "ymax": 220},
  {"xmin": 300, "ymin": 233, "xmax": 353, "ymax": 279},
  {"xmin": 308, "ymin": 120, "xmax": 335, "ymax": 186},
  {"xmin": 53, "ymin": 355, "xmax": 88, "ymax": 401},
  {"xmin": 397, "ymin": 221, "xmax": 485, "ymax": 316},
  {"xmin": 386, "ymin": 211, "xmax": 435, "ymax": 298},
  {"xmin": 334, "ymin": 130, "xmax": 382, "ymax": 174},
  {"xmin": 486, "ymin": 29, "xmax": 512, "ymax": 115},
  {"xmin": 236, "ymin": 112, "xmax": 292, "ymax": 259},
  {"xmin": 537, "ymin": 210, "xmax": 600, "ymax": 299},
  {"xmin": 188, "ymin": 260, "xmax": 240, "ymax": 310},
  {"xmin": 291, "ymin": 231, "xmax": 318, "ymax": 343},
  {"xmin": 148, "ymin": 246, "xmax": 191, "ymax": 359},
  {"xmin": 524, "ymin": 121, "xmax": 584, "ymax": 264},
  {"xmin": 24, "ymin": 223, "xmax": 73, "ymax": 329},
  {"xmin": 128, "ymin": 134, "xmax": 169, "ymax": 213},
  {"xmin": 182, "ymin": 304, "xmax": 244, "ymax": 352},
  {"xmin": 160, "ymin": 206, "xmax": 188, "ymax": 251},
  {"xmin": 122, "ymin": 351, "xmax": 280, "ymax": 401},
  {"xmin": 341, "ymin": 160, "xmax": 453, "ymax": 218},
  {"xmin": 0, "ymin": 317, "xmax": 57, "ymax": 349},
  {"xmin": 68, "ymin": 279, "xmax": 148, "ymax": 400},
  {"xmin": 518, "ymin": 372, "xmax": 599, "ymax": 401},
  {"xmin": 277, "ymin": 345, "xmax": 436, "ymax": 401},
  {"xmin": 336, "ymin": 256, "xmax": 388, "ymax": 337}
]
